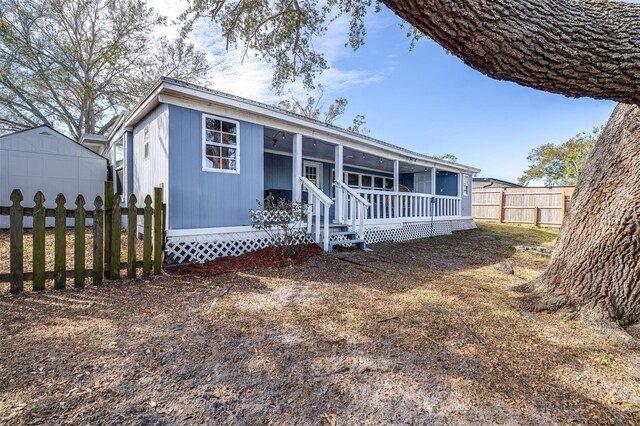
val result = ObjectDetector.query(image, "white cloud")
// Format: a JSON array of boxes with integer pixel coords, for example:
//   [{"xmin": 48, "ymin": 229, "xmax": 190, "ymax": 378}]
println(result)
[{"xmin": 147, "ymin": 0, "xmax": 389, "ymax": 103}]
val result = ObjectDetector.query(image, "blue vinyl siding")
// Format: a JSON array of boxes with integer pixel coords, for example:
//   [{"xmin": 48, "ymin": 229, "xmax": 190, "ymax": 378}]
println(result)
[
  {"xmin": 436, "ymin": 170, "xmax": 459, "ymax": 196},
  {"xmin": 264, "ymin": 152, "xmax": 292, "ymax": 190},
  {"xmin": 168, "ymin": 104, "xmax": 264, "ymax": 229}
]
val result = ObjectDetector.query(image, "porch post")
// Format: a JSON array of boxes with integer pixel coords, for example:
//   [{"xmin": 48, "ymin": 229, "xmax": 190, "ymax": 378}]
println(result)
[
  {"xmin": 334, "ymin": 144, "xmax": 344, "ymax": 222},
  {"xmin": 393, "ymin": 160, "xmax": 399, "ymax": 218},
  {"xmin": 431, "ymin": 167, "xmax": 437, "ymax": 195},
  {"xmin": 292, "ymin": 133, "xmax": 303, "ymax": 202}
]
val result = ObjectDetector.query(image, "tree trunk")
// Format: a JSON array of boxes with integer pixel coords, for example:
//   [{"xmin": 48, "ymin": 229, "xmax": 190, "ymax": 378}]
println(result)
[{"xmin": 524, "ymin": 104, "xmax": 640, "ymax": 322}]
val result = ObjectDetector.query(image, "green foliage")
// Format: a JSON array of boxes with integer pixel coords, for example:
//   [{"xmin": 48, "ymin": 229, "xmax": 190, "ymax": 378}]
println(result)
[
  {"xmin": 250, "ymin": 194, "xmax": 307, "ymax": 258},
  {"xmin": 432, "ymin": 154, "xmax": 458, "ymax": 162},
  {"xmin": 617, "ymin": 311, "xmax": 631, "ymax": 326},
  {"xmin": 0, "ymin": 0, "xmax": 210, "ymax": 138},
  {"xmin": 518, "ymin": 127, "xmax": 601, "ymax": 186},
  {"xmin": 181, "ymin": 0, "xmax": 419, "ymax": 91}
]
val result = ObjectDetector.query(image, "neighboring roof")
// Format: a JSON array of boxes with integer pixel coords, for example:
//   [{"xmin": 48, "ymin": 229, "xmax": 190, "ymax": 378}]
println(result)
[
  {"xmin": 124, "ymin": 77, "xmax": 481, "ymax": 174},
  {"xmin": 473, "ymin": 177, "xmax": 521, "ymax": 188},
  {"xmin": 0, "ymin": 125, "xmax": 108, "ymax": 160}
]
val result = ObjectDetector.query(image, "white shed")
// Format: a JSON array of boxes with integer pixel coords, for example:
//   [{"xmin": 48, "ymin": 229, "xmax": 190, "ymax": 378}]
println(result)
[{"xmin": 0, "ymin": 126, "xmax": 108, "ymax": 228}]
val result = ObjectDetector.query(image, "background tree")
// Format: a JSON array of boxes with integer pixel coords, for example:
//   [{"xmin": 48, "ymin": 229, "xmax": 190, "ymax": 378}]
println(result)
[
  {"xmin": 432, "ymin": 154, "xmax": 458, "ymax": 163},
  {"xmin": 0, "ymin": 0, "xmax": 210, "ymax": 139},
  {"xmin": 518, "ymin": 128, "xmax": 600, "ymax": 186},
  {"xmin": 275, "ymin": 85, "xmax": 368, "ymax": 133},
  {"xmin": 184, "ymin": 0, "xmax": 640, "ymax": 324}
]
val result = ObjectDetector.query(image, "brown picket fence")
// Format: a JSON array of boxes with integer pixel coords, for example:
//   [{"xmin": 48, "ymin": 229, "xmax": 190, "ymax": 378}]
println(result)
[{"xmin": 0, "ymin": 181, "xmax": 164, "ymax": 294}]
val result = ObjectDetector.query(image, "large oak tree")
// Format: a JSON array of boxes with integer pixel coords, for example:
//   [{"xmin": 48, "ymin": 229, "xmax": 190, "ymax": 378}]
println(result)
[
  {"xmin": 185, "ymin": 0, "xmax": 640, "ymax": 323},
  {"xmin": 0, "ymin": 0, "xmax": 210, "ymax": 139}
]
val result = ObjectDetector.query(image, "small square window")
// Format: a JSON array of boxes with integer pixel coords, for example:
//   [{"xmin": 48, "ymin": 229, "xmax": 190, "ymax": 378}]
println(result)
[{"xmin": 361, "ymin": 175, "xmax": 372, "ymax": 188}]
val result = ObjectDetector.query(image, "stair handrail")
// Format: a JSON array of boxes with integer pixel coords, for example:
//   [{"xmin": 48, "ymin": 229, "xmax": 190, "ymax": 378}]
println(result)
[
  {"xmin": 335, "ymin": 180, "xmax": 371, "ymax": 208},
  {"xmin": 299, "ymin": 176, "xmax": 333, "ymax": 251},
  {"xmin": 335, "ymin": 180, "xmax": 370, "ymax": 239}
]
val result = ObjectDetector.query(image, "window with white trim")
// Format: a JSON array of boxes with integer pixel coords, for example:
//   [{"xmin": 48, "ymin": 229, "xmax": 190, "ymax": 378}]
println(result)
[
  {"xmin": 203, "ymin": 115, "xmax": 239, "ymax": 172},
  {"xmin": 463, "ymin": 174, "xmax": 470, "ymax": 196},
  {"xmin": 143, "ymin": 126, "xmax": 150, "ymax": 160}
]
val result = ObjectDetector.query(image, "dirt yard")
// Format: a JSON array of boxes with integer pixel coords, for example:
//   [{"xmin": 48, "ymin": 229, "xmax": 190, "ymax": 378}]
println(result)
[{"xmin": 1, "ymin": 223, "xmax": 640, "ymax": 424}]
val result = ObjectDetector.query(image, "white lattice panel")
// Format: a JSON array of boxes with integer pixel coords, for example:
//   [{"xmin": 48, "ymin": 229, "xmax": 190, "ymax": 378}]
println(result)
[
  {"xmin": 165, "ymin": 219, "xmax": 477, "ymax": 263},
  {"xmin": 450, "ymin": 219, "xmax": 477, "ymax": 231}
]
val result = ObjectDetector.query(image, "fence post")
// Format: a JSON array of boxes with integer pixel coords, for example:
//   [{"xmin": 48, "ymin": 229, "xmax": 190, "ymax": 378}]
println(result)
[
  {"xmin": 143, "ymin": 195, "xmax": 152, "ymax": 276},
  {"xmin": 9, "ymin": 189, "xmax": 24, "ymax": 294},
  {"xmin": 93, "ymin": 196, "xmax": 104, "ymax": 285},
  {"xmin": 153, "ymin": 187, "xmax": 163, "ymax": 274},
  {"xmin": 497, "ymin": 189, "xmax": 504, "ymax": 223},
  {"xmin": 127, "ymin": 194, "xmax": 137, "ymax": 278},
  {"xmin": 104, "ymin": 181, "xmax": 113, "ymax": 279},
  {"xmin": 534, "ymin": 206, "xmax": 540, "ymax": 227},
  {"xmin": 32, "ymin": 192, "xmax": 46, "ymax": 291},
  {"xmin": 54, "ymin": 194, "xmax": 67, "ymax": 289},
  {"xmin": 74, "ymin": 195, "xmax": 86, "ymax": 288},
  {"xmin": 110, "ymin": 194, "xmax": 121, "ymax": 279}
]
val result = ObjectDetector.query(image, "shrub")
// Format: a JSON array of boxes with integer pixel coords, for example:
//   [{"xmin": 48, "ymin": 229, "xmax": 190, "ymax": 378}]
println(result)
[{"xmin": 250, "ymin": 195, "xmax": 307, "ymax": 258}]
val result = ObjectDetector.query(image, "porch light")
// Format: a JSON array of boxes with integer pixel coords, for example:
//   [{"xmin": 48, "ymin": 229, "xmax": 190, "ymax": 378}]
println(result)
[
  {"xmin": 272, "ymin": 138, "xmax": 277, "ymax": 147},
  {"xmin": 313, "ymin": 140, "xmax": 316, "ymax": 146},
  {"xmin": 362, "ymin": 153, "xmax": 365, "ymax": 159},
  {"xmin": 282, "ymin": 132, "xmax": 285, "ymax": 139}
]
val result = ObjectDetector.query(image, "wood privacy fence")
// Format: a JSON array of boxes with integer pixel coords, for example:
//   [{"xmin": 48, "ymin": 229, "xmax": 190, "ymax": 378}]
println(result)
[
  {"xmin": 0, "ymin": 181, "xmax": 164, "ymax": 293},
  {"xmin": 472, "ymin": 187, "xmax": 574, "ymax": 228}
]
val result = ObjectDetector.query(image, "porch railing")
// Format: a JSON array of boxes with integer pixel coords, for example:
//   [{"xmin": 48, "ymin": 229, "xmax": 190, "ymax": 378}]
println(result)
[
  {"xmin": 356, "ymin": 190, "xmax": 461, "ymax": 220},
  {"xmin": 335, "ymin": 180, "xmax": 371, "ymax": 238},
  {"xmin": 300, "ymin": 176, "xmax": 333, "ymax": 251}
]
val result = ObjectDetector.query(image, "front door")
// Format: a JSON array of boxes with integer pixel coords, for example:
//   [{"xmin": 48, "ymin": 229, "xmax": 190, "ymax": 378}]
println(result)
[{"xmin": 303, "ymin": 160, "xmax": 323, "ymax": 191}]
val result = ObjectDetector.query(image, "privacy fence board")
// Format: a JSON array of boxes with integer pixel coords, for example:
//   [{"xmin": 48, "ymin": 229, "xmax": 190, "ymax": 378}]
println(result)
[
  {"xmin": 472, "ymin": 187, "xmax": 573, "ymax": 228},
  {"xmin": 0, "ymin": 183, "xmax": 164, "ymax": 293}
]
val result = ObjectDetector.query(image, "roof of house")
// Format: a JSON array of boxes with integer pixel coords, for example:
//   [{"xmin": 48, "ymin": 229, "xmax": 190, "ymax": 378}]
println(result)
[
  {"xmin": 473, "ymin": 177, "xmax": 521, "ymax": 187},
  {"xmin": 124, "ymin": 77, "xmax": 480, "ymax": 174},
  {"xmin": 1, "ymin": 125, "xmax": 108, "ymax": 160}
]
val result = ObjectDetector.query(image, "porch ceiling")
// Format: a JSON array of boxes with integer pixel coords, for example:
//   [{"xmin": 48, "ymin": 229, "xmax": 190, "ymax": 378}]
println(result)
[{"xmin": 263, "ymin": 127, "xmax": 433, "ymax": 174}]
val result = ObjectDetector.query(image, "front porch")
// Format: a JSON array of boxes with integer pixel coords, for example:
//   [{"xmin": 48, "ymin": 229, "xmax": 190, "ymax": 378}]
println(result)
[{"xmin": 262, "ymin": 127, "xmax": 473, "ymax": 250}]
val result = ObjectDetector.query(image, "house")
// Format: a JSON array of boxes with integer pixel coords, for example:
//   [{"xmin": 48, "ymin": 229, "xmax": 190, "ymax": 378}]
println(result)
[
  {"xmin": 99, "ymin": 77, "xmax": 480, "ymax": 263},
  {"xmin": 0, "ymin": 125, "xmax": 108, "ymax": 228},
  {"xmin": 472, "ymin": 177, "xmax": 521, "ymax": 189}
]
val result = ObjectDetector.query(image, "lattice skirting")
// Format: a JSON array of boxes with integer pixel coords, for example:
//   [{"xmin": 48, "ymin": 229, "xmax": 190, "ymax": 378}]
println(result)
[{"xmin": 165, "ymin": 219, "xmax": 477, "ymax": 264}]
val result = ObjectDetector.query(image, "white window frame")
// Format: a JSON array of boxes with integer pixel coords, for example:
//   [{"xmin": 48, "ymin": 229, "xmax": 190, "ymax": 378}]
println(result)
[
  {"xmin": 201, "ymin": 114, "xmax": 240, "ymax": 174},
  {"xmin": 463, "ymin": 174, "xmax": 470, "ymax": 196},
  {"xmin": 332, "ymin": 169, "xmax": 394, "ymax": 192},
  {"xmin": 143, "ymin": 126, "xmax": 150, "ymax": 160}
]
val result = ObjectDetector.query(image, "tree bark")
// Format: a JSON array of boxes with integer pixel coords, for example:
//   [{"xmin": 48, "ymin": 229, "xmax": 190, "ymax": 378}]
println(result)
[
  {"xmin": 381, "ymin": 0, "xmax": 640, "ymax": 105},
  {"xmin": 530, "ymin": 104, "xmax": 640, "ymax": 321}
]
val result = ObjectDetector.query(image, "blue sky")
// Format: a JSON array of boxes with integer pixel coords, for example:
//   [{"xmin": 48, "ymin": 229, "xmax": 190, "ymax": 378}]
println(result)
[{"xmin": 153, "ymin": 1, "xmax": 617, "ymax": 184}]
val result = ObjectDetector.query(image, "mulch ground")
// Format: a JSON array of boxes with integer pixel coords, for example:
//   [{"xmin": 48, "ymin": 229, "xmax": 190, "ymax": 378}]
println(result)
[
  {"xmin": 167, "ymin": 245, "xmax": 323, "ymax": 277},
  {"xmin": 1, "ymin": 223, "xmax": 640, "ymax": 424}
]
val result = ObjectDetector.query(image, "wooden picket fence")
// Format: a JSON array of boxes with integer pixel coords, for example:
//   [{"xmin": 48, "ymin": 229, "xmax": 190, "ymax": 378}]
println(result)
[{"xmin": 0, "ymin": 181, "xmax": 164, "ymax": 294}]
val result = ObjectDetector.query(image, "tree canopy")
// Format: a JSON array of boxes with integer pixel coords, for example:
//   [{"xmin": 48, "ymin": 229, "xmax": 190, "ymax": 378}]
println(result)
[
  {"xmin": 0, "ymin": 0, "xmax": 210, "ymax": 139},
  {"xmin": 518, "ymin": 128, "xmax": 600, "ymax": 186},
  {"xmin": 275, "ymin": 86, "xmax": 368, "ymax": 133}
]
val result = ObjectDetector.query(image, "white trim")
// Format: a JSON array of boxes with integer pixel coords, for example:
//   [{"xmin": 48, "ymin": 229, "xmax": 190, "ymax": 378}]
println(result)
[
  {"xmin": 143, "ymin": 125, "xmax": 150, "ymax": 160},
  {"xmin": 201, "ymin": 113, "xmax": 241, "ymax": 174},
  {"xmin": 166, "ymin": 216, "xmax": 475, "ymax": 238},
  {"xmin": 151, "ymin": 93, "xmax": 478, "ymax": 174}
]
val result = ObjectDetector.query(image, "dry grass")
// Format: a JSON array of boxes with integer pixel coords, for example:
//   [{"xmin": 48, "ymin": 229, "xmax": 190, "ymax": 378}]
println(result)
[{"xmin": 1, "ymin": 223, "xmax": 639, "ymax": 424}]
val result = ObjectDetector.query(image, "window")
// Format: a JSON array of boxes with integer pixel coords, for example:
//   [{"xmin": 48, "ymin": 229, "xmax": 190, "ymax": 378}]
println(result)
[
  {"xmin": 114, "ymin": 134, "xmax": 124, "ymax": 169},
  {"xmin": 203, "ymin": 115, "xmax": 239, "ymax": 173},
  {"xmin": 374, "ymin": 177, "xmax": 384, "ymax": 189},
  {"xmin": 347, "ymin": 173, "xmax": 359, "ymax": 187},
  {"xmin": 143, "ymin": 126, "xmax": 150, "ymax": 160},
  {"xmin": 361, "ymin": 175, "xmax": 372, "ymax": 188},
  {"xmin": 334, "ymin": 170, "xmax": 394, "ymax": 192},
  {"xmin": 463, "ymin": 174, "xmax": 470, "ymax": 196}
]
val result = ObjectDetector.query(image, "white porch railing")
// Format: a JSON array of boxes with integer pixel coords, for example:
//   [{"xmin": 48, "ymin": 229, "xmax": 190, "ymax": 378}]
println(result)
[
  {"xmin": 300, "ymin": 176, "xmax": 333, "ymax": 251},
  {"xmin": 355, "ymin": 190, "xmax": 461, "ymax": 220},
  {"xmin": 335, "ymin": 180, "xmax": 371, "ymax": 238}
]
